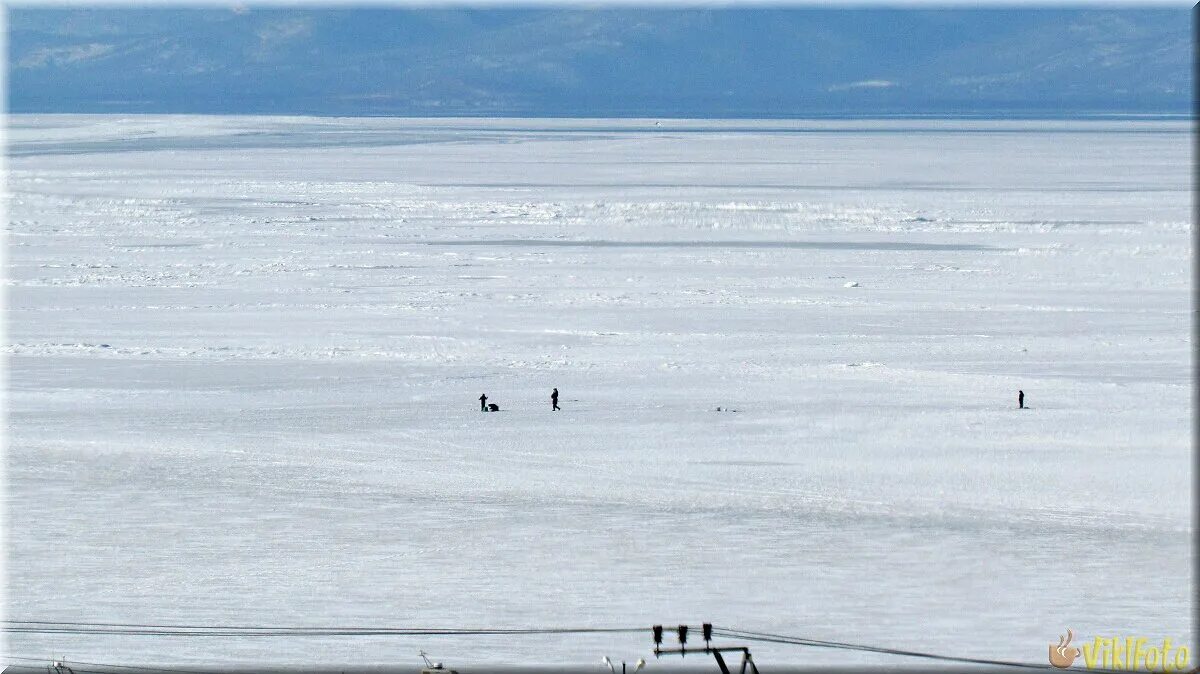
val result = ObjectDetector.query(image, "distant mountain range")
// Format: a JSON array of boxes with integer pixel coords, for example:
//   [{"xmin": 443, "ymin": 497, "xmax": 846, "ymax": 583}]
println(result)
[{"xmin": 7, "ymin": 8, "xmax": 1192, "ymax": 116}]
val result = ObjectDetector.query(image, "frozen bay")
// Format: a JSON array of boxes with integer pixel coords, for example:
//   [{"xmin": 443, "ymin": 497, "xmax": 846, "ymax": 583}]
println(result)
[{"xmin": 3, "ymin": 116, "xmax": 1192, "ymax": 667}]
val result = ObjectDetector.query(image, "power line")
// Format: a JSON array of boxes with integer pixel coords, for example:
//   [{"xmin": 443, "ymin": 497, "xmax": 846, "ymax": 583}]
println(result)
[
  {"xmin": 0, "ymin": 654, "xmax": 215, "ymax": 674},
  {"xmin": 2, "ymin": 620, "xmax": 644, "ymax": 638},
  {"xmin": 712, "ymin": 626, "xmax": 1059, "ymax": 670},
  {"xmin": 2, "ymin": 620, "xmax": 1095, "ymax": 671}
]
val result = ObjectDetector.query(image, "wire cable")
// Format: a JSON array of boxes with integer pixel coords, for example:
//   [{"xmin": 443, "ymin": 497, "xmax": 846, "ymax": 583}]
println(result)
[
  {"xmin": 0, "ymin": 654, "xmax": 215, "ymax": 674},
  {"xmin": 3, "ymin": 620, "xmax": 1116, "ymax": 671},
  {"xmin": 2, "ymin": 620, "xmax": 644, "ymax": 638},
  {"xmin": 713, "ymin": 626, "xmax": 1060, "ymax": 670}
]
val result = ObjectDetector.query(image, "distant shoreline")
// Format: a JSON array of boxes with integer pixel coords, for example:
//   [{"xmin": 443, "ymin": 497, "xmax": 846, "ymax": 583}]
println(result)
[{"xmin": 6, "ymin": 110, "xmax": 1193, "ymax": 122}]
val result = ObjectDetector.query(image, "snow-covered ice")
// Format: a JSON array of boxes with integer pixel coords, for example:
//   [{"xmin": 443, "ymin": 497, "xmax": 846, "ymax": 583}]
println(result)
[{"xmin": 3, "ymin": 116, "xmax": 1192, "ymax": 667}]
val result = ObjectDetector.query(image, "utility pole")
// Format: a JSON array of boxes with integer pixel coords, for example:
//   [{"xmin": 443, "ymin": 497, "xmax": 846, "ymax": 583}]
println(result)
[
  {"xmin": 602, "ymin": 655, "xmax": 645, "ymax": 674},
  {"xmin": 651, "ymin": 623, "xmax": 760, "ymax": 674}
]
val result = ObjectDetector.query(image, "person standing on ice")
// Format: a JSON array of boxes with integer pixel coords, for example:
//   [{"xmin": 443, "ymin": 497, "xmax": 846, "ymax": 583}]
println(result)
[
  {"xmin": 551, "ymin": 388, "xmax": 560, "ymax": 411},
  {"xmin": 480, "ymin": 393, "xmax": 488, "ymax": 412},
  {"xmin": 1018, "ymin": 390, "xmax": 1025, "ymax": 409}
]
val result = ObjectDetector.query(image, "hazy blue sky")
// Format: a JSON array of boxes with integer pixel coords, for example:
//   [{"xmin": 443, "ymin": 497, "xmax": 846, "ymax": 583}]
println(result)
[{"xmin": 8, "ymin": 8, "xmax": 1191, "ymax": 116}]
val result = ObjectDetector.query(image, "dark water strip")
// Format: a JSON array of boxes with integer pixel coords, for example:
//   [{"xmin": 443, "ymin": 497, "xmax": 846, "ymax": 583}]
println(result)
[{"xmin": 421, "ymin": 239, "xmax": 1002, "ymax": 251}]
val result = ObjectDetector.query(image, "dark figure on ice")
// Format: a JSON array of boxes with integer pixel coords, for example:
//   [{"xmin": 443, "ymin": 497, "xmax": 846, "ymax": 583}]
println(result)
[
  {"xmin": 1018, "ymin": 390, "xmax": 1025, "ymax": 409},
  {"xmin": 480, "ymin": 393, "xmax": 488, "ymax": 412},
  {"xmin": 488, "ymin": 403, "xmax": 500, "ymax": 412},
  {"xmin": 551, "ymin": 388, "xmax": 560, "ymax": 411}
]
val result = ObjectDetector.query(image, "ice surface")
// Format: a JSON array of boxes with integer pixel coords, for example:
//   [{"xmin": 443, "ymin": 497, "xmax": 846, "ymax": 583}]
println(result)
[{"xmin": 3, "ymin": 116, "xmax": 1192, "ymax": 668}]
